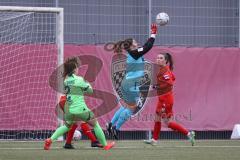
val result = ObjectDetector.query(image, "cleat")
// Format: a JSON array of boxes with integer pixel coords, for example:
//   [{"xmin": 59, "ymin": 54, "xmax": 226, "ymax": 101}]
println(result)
[
  {"xmin": 143, "ymin": 138, "xmax": 157, "ymax": 146},
  {"xmin": 112, "ymin": 126, "xmax": 119, "ymax": 140},
  {"xmin": 106, "ymin": 122, "xmax": 112, "ymax": 136},
  {"xmin": 63, "ymin": 143, "xmax": 75, "ymax": 149},
  {"xmin": 44, "ymin": 138, "xmax": 52, "ymax": 150},
  {"xmin": 104, "ymin": 141, "xmax": 115, "ymax": 150},
  {"xmin": 91, "ymin": 141, "xmax": 103, "ymax": 148},
  {"xmin": 188, "ymin": 131, "xmax": 196, "ymax": 146}
]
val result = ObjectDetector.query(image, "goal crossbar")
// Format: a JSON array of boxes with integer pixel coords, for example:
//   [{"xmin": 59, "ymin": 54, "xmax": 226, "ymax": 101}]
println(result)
[{"xmin": 0, "ymin": 6, "xmax": 63, "ymax": 13}]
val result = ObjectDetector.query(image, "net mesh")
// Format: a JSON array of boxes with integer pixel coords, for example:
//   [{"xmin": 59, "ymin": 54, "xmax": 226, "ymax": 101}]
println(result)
[{"xmin": 0, "ymin": 11, "xmax": 59, "ymax": 139}]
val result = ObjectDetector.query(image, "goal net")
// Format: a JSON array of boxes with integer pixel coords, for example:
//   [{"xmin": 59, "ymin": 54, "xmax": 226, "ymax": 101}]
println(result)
[{"xmin": 0, "ymin": 6, "xmax": 63, "ymax": 140}]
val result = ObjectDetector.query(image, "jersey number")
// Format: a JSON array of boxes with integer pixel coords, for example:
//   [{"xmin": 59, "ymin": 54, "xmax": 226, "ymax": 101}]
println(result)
[{"xmin": 64, "ymin": 86, "xmax": 72, "ymax": 102}]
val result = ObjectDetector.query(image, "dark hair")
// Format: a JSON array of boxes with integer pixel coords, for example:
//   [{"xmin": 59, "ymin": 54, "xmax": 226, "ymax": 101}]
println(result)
[
  {"xmin": 63, "ymin": 57, "xmax": 80, "ymax": 77},
  {"xmin": 113, "ymin": 38, "xmax": 133, "ymax": 53},
  {"xmin": 162, "ymin": 53, "xmax": 174, "ymax": 70}
]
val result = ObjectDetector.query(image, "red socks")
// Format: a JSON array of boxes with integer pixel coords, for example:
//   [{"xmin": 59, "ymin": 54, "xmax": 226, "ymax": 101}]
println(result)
[
  {"xmin": 152, "ymin": 121, "xmax": 189, "ymax": 141},
  {"xmin": 80, "ymin": 123, "xmax": 97, "ymax": 142},
  {"xmin": 66, "ymin": 124, "xmax": 78, "ymax": 144},
  {"xmin": 168, "ymin": 121, "xmax": 188, "ymax": 135},
  {"xmin": 65, "ymin": 123, "xmax": 97, "ymax": 144},
  {"xmin": 152, "ymin": 121, "xmax": 161, "ymax": 140}
]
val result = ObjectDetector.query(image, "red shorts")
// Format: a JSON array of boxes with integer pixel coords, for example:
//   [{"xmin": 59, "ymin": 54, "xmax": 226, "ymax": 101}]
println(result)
[
  {"xmin": 59, "ymin": 95, "xmax": 67, "ymax": 111},
  {"xmin": 156, "ymin": 92, "xmax": 174, "ymax": 119}
]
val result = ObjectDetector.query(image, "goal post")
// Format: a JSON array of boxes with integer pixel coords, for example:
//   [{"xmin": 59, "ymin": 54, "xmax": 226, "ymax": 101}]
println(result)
[{"xmin": 0, "ymin": 6, "xmax": 64, "ymax": 140}]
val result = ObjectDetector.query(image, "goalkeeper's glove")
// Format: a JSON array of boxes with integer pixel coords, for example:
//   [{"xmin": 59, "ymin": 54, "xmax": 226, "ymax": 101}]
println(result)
[{"xmin": 150, "ymin": 23, "xmax": 158, "ymax": 38}]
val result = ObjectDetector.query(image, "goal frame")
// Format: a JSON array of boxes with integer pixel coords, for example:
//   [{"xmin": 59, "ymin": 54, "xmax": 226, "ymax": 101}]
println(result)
[{"xmin": 0, "ymin": 6, "xmax": 64, "ymax": 140}]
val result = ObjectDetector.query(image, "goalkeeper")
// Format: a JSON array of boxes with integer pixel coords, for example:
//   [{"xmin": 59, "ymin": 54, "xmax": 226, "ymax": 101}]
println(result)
[
  {"xmin": 44, "ymin": 57, "xmax": 114, "ymax": 150},
  {"xmin": 106, "ymin": 23, "xmax": 158, "ymax": 140}
]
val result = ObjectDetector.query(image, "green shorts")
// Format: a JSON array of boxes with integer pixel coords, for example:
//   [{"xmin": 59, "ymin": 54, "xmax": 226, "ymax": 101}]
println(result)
[{"xmin": 64, "ymin": 111, "xmax": 95, "ymax": 124}]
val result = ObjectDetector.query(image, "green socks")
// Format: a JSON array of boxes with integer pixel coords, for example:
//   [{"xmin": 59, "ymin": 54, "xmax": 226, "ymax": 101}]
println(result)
[
  {"xmin": 50, "ymin": 122, "xmax": 107, "ymax": 147},
  {"xmin": 50, "ymin": 125, "xmax": 69, "ymax": 141},
  {"xmin": 93, "ymin": 122, "xmax": 107, "ymax": 146}
]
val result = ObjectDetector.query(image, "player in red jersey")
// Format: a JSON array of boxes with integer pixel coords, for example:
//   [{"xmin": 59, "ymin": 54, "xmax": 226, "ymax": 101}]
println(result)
[
  {"xmin": 144, "ymin": 52, "xmax": 195, "ymax": 146},
  {"xmin": 58, "ymin": 95, "xmax": 103, "ymax": 149}
]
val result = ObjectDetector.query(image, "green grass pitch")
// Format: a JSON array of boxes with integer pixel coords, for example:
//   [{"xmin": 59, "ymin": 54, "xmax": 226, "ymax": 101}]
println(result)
[{"xmin": 0, "ymin": 140, "xmax": 240, "ymax": 160}]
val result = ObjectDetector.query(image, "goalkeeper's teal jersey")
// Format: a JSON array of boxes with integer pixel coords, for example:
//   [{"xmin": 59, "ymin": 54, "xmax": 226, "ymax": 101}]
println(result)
[{"xmin": 64, "ymin": 74, "xmax": 93, "ymax": 114}]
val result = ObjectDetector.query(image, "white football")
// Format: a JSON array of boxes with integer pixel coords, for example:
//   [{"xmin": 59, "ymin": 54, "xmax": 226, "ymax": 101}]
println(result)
[
  {"xmin": 73, "ymin": 130, "xmax": 82, "ymax": 141},
  {"xmin": 156, "ymin": 12, "xmax": 169, "ymax": 26}
]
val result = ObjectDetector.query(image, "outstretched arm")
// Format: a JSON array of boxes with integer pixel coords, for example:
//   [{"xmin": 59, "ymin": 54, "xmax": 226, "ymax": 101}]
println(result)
[{"xmin": 127, "ymin": 23, "xmax": 157, "ymax": 60}]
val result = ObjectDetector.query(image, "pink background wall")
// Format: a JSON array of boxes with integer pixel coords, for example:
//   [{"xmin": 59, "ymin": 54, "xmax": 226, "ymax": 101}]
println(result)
[
  {"xmin": 0, "ymin": 45, "xmax": 239, "ymax": 131},
  {"xmin": 64, "ymin": 46, "xmax": 240, "ymax": 131}
]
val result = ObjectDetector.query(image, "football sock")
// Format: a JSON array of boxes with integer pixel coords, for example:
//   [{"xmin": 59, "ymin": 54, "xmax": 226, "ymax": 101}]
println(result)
[
  {"xmin": 93, "ymin": 122, "xmax": 107, "ymax": 146},
  {"xmin": 116, "ymin": 108, "xmax": 133, "ymax": 130},
  {"xmin": 50, "ymin": 125, "xmax": 69, "ymax": 141},
  {"xmin": 111, "ymin": 106, "xmax": 125, "ymax": 125},
  {"xmin": 152, "ymin": 121, "xmax": 161, "ymax": 140},
  {"xmin": 81, "ymin": 122, "xmax": 97, "ymax": 142},
  {"xmin": 168, "ymin": 121, "xmax": 188, "ymax": 135},
  {"xmin": 65, "ymin": 124, "xmax": 78, "ymax": 144}
]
